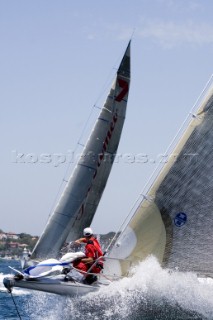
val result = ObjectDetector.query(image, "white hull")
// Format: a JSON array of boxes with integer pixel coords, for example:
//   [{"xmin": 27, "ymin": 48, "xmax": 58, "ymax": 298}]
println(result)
[{"xmin": 4, "ymin": 275, "xmax": 100, "ymax": 296}]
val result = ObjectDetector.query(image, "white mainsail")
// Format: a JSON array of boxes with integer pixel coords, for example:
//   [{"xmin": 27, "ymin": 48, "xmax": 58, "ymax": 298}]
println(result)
[
  {"xmin": 108, "ymin": 83, "xmax": 213, "ymax": 277},
  {"xmin": 32, "ymin": 42, "xmax": 131, "ymax": 259}
]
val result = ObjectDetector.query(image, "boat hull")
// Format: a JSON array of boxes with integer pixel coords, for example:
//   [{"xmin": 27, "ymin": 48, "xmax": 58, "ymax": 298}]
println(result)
[{"xmin": 3, "ymin": 276, "xmax": 99, "ymax": 296}]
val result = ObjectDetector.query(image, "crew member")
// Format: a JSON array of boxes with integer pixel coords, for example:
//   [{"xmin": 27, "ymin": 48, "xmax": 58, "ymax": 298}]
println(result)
[
  {"xmin": 75, "ymin": 227, "xmax": 102, "ymax": 251},
  {"xmin": 73, "ymin": 227, "xmax": 104, "ymax": 283}
]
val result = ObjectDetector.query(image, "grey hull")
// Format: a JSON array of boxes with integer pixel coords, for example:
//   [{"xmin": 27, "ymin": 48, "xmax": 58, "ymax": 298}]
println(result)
[{"xmin": 3, "ymin": 276, "xmax": 100, "ymax": 296}]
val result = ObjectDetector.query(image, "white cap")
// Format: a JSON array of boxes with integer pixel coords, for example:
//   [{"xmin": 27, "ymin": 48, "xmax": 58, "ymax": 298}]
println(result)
[{"xmin": 83, "ymin": 227, "xmax": 93, "ymax": 237}]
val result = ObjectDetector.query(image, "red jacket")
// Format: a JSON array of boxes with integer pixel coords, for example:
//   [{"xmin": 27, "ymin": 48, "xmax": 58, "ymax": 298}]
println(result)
[
  {"xmin": 82, "ymin": 236, "xmax": 102, "ymax": 251},
  {"xmin": 73, "ymin": 237, "xmax": 104, "ymax": 274},
  {"xmin": 85, "ymin": 239, "xmax": 103, "ymax": 273}
]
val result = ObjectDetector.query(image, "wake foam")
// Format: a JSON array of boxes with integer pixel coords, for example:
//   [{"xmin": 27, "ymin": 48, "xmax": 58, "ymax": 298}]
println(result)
[
  {"xmin": 26, "ymin": 256, "xmax": 213, "ymax": 320},
  {"xmin": 82, "ymin": 256, "xmax": 213, "ymax": 319}
]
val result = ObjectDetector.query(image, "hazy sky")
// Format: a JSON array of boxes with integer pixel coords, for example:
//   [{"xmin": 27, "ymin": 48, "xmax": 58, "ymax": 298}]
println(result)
[{"xmin": 1, "ymin": 0, "xmax": 213, "ymax": 236}]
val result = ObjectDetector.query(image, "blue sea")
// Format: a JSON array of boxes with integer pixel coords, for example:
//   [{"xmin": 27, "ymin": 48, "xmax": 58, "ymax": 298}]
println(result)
[{"xmin": 0, "ymin": 257, "xmax": 213, "ymax": 320}]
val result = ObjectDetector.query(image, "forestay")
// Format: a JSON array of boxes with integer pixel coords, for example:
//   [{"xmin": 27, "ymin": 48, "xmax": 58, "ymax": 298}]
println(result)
[
  {"xmin": 108, "ymin": 84, "xmax": 213, "ymax": 278},
  {"xmin": 32, "ymin": 42, "xmax": 131, "ymax": 259}
]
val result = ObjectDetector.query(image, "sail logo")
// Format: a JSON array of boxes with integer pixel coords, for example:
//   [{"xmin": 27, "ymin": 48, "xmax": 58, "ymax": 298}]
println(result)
[
  {"xmin": 115, "ymin": 79, "xmax": 129, "ymax": 102},
  {"xmin": 174, "ymin": 212, "xmax": 187, "ymax": 227},
  {"xmin": 96, "ymin": 113, "xmax": 118, "ymax": 169},
  {"xmin": 72, "ymin": 77, "xmax": 126, "ymax": 226},
  {"xmin": 73, "ymin": 113, "xmax": 118, "ymax": 226}
]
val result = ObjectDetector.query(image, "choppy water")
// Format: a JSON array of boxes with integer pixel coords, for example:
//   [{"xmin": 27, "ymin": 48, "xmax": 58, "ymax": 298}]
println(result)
[{"xmin": 0, "ymin": 257, "xmax": 213, "ymax": 319}]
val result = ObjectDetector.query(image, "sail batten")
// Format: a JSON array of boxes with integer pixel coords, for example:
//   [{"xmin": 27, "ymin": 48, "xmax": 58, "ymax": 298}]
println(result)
[{"xmin": 32, "ymin": 42, "xmax": 131, "ymax": 259}]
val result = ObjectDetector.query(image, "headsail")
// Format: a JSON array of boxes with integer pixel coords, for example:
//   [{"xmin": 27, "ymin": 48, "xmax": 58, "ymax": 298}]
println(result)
[
  {"xmin": 108, "ymin": 83, "xmax": 213, "ymax": 277},
  {"xmin": 32, "ymin": 42, "xmax": 131, "ymax": 259}
]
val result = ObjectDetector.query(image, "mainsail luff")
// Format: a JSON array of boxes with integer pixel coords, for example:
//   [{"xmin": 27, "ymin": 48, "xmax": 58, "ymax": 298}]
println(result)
[
  {"xmin": 32, "ymin": 42, "xmax": 131, "ymax": 259},
  {"xmin": 108, "ymin": 84, "xmax": 213, "ymax": 277}
]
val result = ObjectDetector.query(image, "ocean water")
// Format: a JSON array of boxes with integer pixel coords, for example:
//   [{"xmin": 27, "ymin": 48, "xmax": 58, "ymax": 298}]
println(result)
[{"xmin": 0, "ymin": 257, "xmax": 213, "ymax": 320}]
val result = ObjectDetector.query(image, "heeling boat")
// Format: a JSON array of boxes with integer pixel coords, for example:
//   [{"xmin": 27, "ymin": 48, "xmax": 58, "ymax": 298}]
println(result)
[
  {"xmin": 32, "ymin": 41, "xmax": 130, "ymax": 260},
  {"xmin": 106, "ymin": 80, "xmax": 213, "ymax": 278},
  {"xmin": 3, "ymin": 41, "xmax": 131, "ymax": 296}
]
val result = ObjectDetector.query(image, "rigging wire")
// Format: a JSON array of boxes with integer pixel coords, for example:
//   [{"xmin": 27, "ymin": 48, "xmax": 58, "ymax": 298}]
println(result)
[
  {"xmin": 0, "ymin": 289, "xmax": 24, "ymax": 319},
  {"xmin": 10, "ymin": 291, "xmax": 23, "ymax": 320},
  {"xmin": 42, "ymin": 38, "xmax": 132, "ymax": 232},
  {"xmin": 106, "ymin": 74, "xmax": 213, "ymax": 252},
  {"xmin": 0, "ymin": 283, "xmax": 24, "ymax": 319},
  {"xmin": 41, "ymin": 38, "xmax": 131, "ymax": 230},
  {"xmin": 40, "ymin": 39, "xmax": 131, "ymax": 245},
  {"xmin": 44, "ymin": 53, "xmax": 121, "ymax": 225},
  {"xmin": 28, "ymin": 65, "xmax": 118, "ymax": 252},
  {"xmin": 140, "ymin": 73, "xmax": 213, "ymax": 199}
]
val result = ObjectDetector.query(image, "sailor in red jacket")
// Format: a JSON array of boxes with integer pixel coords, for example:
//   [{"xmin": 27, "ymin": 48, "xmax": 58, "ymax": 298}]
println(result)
[{"xmin": 73, "ymin": 227, "xmax": 104, "ymax": 283}]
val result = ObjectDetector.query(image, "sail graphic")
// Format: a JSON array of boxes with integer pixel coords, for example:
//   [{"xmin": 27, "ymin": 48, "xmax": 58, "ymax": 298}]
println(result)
[
  {"xmin": 32, "ymin": 42, "xmax": 131, "ymax": 259},
  {"xmin": 108, "ymin": 83, "xmax": 213, "ymax": 277}
]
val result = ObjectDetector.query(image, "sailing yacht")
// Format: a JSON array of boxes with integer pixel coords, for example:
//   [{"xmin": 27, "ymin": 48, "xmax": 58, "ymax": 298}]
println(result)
[
  {"xmin": 4, "ymin": 41, "xmax": 131, "ymax": 296},
  {"xmin": 4, "ymin": 40, "xmax": 213, "ymax": 296}
]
